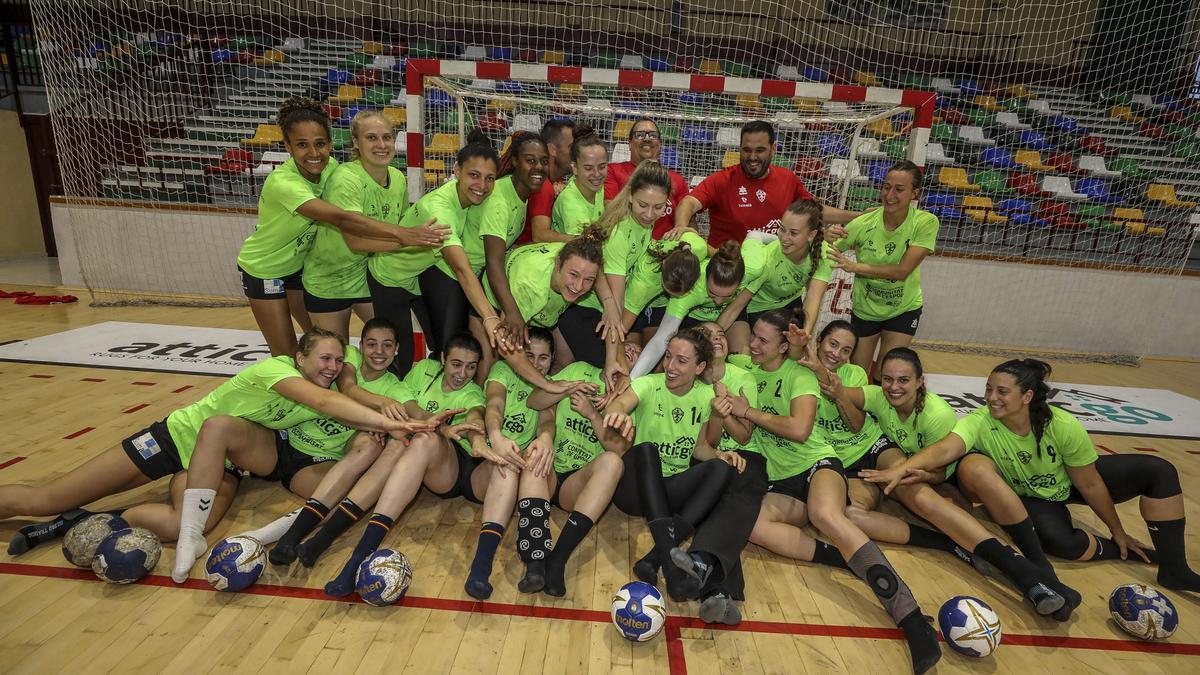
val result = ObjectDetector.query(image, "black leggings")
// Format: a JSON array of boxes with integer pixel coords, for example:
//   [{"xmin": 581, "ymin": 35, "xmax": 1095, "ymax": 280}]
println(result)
[
  {"xmin": 366, "ymin": 270, "xmax": 431, "ymax": 376},
  {"xmin": 555, "ymin": 304, "xmax": 607, "ymax": 368},
  {"xmin": 1024, "ymin": 454, "xmax": 1181, "ymax": 560},
  {"xmin": 417, "ymin": 266, "xmax": 470, "ymax": 360},
  {"xmin": 612, "ymin": 442, "xmax": 734, "ymax": 527},
  {"xmin": 689, "ymin": 451, "xmax": 769, "ymax": 600}
]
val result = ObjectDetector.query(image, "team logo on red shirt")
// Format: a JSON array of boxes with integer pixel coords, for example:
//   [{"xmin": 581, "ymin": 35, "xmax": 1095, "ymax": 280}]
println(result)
[{"xmin": 755, "ymin": 189, "xmax": 767, "ymax": 203}]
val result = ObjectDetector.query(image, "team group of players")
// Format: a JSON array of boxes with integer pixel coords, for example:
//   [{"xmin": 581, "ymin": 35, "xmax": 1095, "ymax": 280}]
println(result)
[{"xmin": 2, "ymin": 96, "xmax": 1198, "ymax": 674}]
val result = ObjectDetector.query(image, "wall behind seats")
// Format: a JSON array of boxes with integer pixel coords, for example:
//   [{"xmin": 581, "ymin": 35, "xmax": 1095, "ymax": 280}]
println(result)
[{"xmin": 0, "ymin": 111, "xmax": 47, "ymax": 257}]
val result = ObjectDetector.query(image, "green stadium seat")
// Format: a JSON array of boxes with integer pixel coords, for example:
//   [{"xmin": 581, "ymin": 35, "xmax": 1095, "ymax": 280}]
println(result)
[
  {"xmin": 883, "ymin": 138, "xmax": 907, "ymax": 160},
  {"xmin": 963, "ymin": 107, "xmax": 993, "ymax": 127},
  {"xmin": 364, "ymin": 86, "xmax": 394, "ymax": 105},
  {"xmin": 331, "ymin": 127, "xmax": 351, "ymax": 151},
  {"xmin": 975, "ymin": 169, "xmax": 1015, "ymax": 195},
  {"xmin": 1109, "ymin": 157, "xmax": 1153, "ymax": 180},
  {"xmin": 932, "ymin": 122, "xmax": 957, "ymax": 143},
  {"xmin": 1170, "ymin": 140, "xmax": 1199, "ymax": 161},
  {"xmin": 1072, "ymin": 203, "xmax": 1110, "ymax": 229}
]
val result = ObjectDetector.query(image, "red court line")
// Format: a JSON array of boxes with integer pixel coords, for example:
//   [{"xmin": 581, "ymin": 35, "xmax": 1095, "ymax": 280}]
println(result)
[
  {"xmin": 28, "ymin": 374, "xmax": 54, "ymax": 379},
  {"xmin": 80, "ymin": 377, "xmax": 105, "ymax": 382},
  {"xmin": 0, "ymin": 562, "xmax": 1197, "ymax": 658},
  {"xmin": 665, "ymin": 623, "xmax": 687, "ymax": 675},
  {"xmin": 172, "ymin": 385, "xmax": 193, "ymax": 393},
  {"xmin": 1134, "ymin": 447, "xmax": 1159, "ymax": 453},
  {"xmin": 123, "ymin": 403, "xmax": 150, "ymax": 414},
  {"xmin": 1096, "ymin": 445, "xmax": 1119, "ymax": 455},
  {"xmin": 1188, "ymin": 451, "xmax": 1200, "ymax": 456},
  {"xmin": 0, "ymin": 456, "xmax": 27, "ymax": 470},
  {"xmin": 132, "ymin": 381, "xmax": 157, "ymax": 386},
  {"xmin": 62, "ymin": 427, "xmax": 94, "ymax": 440}
]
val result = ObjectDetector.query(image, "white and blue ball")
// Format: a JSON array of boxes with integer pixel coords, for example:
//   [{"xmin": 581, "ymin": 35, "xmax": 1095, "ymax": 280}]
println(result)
[
  {"xmin": 205, "ymin": 536, "xmax": 266, "ymax": 592},
  {"xmin": 62, "ymin": 513, "xmax": 129, "ymax": 567},
  {"xmin": 92, "ymin": 527, "xmax": 161, "ymax": 584},
  {"xmin": 1109, "ymin": 583, "xmax": 1178, "ymax": 641},
  {"xmin": 937, "ymin": 595, "xmax": 1002, "ymax": 657},
  {"xmin": 355, "ymin": 549, "xmax": 412, "ymax": 607},
  {"xmin": 611, "ymin": 581, "xmax": 668, "ymax": 642}
]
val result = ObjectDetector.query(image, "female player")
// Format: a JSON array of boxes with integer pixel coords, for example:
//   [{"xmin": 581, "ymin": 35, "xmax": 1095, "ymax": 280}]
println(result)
[
  {"xmin": 621, "ymin": 231, "xmax": 708, "ymax": 345},
  {"xmin": 238, "ymin": 97, "xmax": 446, "ymax": 356},
  {"xmin": 600, "ymin": 328, "xmax": 744, "ymax": 600},
  {"xmin": 0, "ymin": 329, "xmax": 437, "ymax": 575},
  {"xmin": 543, "ymin": 126, "xmax": 608, "ymax": 241},
  {"xmin": 555, "ymin": 161, "xmax": 673, "ymax": 369},
  {"xmin": 718, "ymin": 199, "xmax": 831, "ymax": 350},
  {"xmin": 697, "ymin": 309, "xmax": 942, "ymax": 673},
  {"xmin": 868, "ymin": 359, "xmax": 1200, "ymax": 594},
  {"xmin": 824, "ymin": 160, "xmax": 937, "ymax": 380},
  {"xmin": 366, "ymin": 132, "xmax": 509, "ymax": 374},
  {"xmin": 301, "ymin": 110, "xmax": 404, "ymax": 341}
]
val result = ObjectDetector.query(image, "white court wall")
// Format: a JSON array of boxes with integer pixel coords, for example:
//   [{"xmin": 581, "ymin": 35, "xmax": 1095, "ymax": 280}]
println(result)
[{"xmin": 52, "ymin": 202, "xmax": 1200, "ymax": 359}]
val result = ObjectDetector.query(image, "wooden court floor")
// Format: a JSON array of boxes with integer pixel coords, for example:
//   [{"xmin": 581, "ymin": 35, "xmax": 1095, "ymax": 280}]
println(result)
[{"xmin": 0, "ymin": 288, "xmax": 1198, "ymax": 674}]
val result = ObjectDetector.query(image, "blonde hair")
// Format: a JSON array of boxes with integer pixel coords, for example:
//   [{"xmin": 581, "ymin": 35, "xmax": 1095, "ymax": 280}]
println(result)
[
  {"xmin": 348, "ymin": 109, "xmax": 393, "ymax": 163},
  {"xmin": 593, "ymin": 159, "xmax": 672, "ymax": 237}
]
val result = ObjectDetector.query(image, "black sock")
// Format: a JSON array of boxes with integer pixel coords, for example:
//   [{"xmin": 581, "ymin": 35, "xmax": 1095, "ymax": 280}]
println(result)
[
  {"xmin": 974, "ymin": 538, "xmax": 1042, "ymax": 591},
  {"xmin": 516, "ymin": 498, "xmax": 553, "ymax": 593},
  {"xmin": 1148, "ymin": 518, "xmax": 1200, "ymax": 592},
  {"xmin": 298, "ymin": 498, "xmax": 365, "ymax": 567},
  {"xmin": 810, "ymin": 541, "xmax": 850, "ymax": 571},
  {"xmin": 465, "ymin": 522, "xmax": 505, "ymax": 600},
  {"xmin": 543, "ymin": 512, "xmax": 594, "ymax": 597},
  {"xmin": 898, "ymin": 610, "xmax": 942, "ymax": 675},
  {"xmin": 325, "ymin": 513, "xmax": 393, "ymax": 597},
  {"xmin": 649, "ymin": 518, "xmax": 691, "ymax": 598},
  {"xmin": 1002, "ymin": 518, "xmax": 1052, "ymax": 570},
  {"xmin": 634, "ymin": 516, "xmax": 693, "ymax": 584},
  {"xmin": 270, "ymin": 499, "xmax": 331, "ymax": 565},
  {"xmin": 905, "ymin": 525, "xmax": 959, "ymax": 554},
  {"xmin": 9, "ymin": 508, "xmax": 109, "ymax": 555}
]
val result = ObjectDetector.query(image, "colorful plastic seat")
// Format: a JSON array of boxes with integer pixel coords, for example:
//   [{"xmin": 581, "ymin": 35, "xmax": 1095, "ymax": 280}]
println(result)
[
  {"xmin": 241, "ymin": 124, "xmax": 283, "ymax": 148},
  {"xmin": 1147, "ymin": 183, "xmax": 1198, "ymax": 208},
  {"xmin": 980, "ymin": 147, "xmax": 1017, "ymax": 169},
  {"xmin": 963, "ymin": 196, "xmax": 1006, "ymax": 223},
  {"xmin": 1015, "ymin": 150, "xmax": 1054, "ymax": 172},
  {"xmin": 1076, "ymin": 178, "xmax": 1123, "ymax": 204},
  {"xmin": 938, "ymin": 167, "xmax": 981, "ymax": 192}
]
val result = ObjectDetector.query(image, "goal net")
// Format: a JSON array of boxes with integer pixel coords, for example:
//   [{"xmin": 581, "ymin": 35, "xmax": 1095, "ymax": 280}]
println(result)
[{"xmin": 25, "ymin": 0, "xmax": 1200, "ymax": 361}]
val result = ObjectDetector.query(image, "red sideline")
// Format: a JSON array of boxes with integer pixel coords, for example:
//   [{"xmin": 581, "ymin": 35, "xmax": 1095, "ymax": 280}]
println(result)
[
  {"xmin": 2, "ymin": 562, "xmax": 1199, "ymax": 660},
  {"xmin": 0, "ymin": 456, "xmax": 27, "ymax": 470}
]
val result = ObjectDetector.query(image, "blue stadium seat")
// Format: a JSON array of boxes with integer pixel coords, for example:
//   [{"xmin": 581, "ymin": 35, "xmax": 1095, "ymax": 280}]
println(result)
[
  {"xmin": 922, "ymin": 193, "xmax": 957, "ymax": 208},
  {"xmin": 1076, "ymin": 178, "xmax": 1124, "ymax": 204},
  {"xmin": 926, "ymin": 205, "xmax": 964, "ymax": 221},
  {"xmin": 681, "ymin": 126, "xmax": 715, "ymax": 144},
  {"xmin": 646, "ymin": 57, "xmax": 671, "ymax": 72},
  {"xmin": 497, "ymin": 81, "xmax": 523, "ymax": 95},
  {"xmin": 1019, "ymin": 130, "xmax": 1054, "ymax": 150},
  {"xmin": 997, "ymin": 198, "xmax": 1036, "ymax": 225},
  {"xmin": 488, "ymin": 47, "xmax": 513, "ymax": 62},
  {"xmin": 211, "ymin": 49, "xmax": 233, "ymax": 64},
  {"xmin": 1053, "ymin": 115, "xmax": 1085, "ymax": 135},
  {"xmin": 659, "ymin": 146, "xmax": 681, "ymax": 170},
  {"xmin": 866, "ymin": 161, "xmax": 890, "ymax": 183},
  {"xmin": 956, "ymin": 79, "xmax": 982, "ymax": 97},
  {"xmin": 338, "ymin": 105, "xmax": 367, "ymax": 127},
  {"xmin": 817, "ymin": 134, "xmax": 849, "ymax": 157},
  {"xmin": 803, "ymin": 66, "xmax": 829, "ymax": 83},
  {"xmin": 323, "ymin": 68, "xmax": 352, "ymax": 85},
  {"xmin": 678, "ymin": 92, "xmax": 704, "ymax": 106},
  {"xmin": 980, "ymin": 147, "xmax": 1018, "ymax": 169},
  {"xmin": 427, "ymin": 89, "xmax": 454, "ymax": 107}
]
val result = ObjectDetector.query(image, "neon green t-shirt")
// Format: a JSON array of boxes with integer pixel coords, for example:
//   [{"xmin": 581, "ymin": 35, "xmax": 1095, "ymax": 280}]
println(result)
[
  {"xmin": 551, "ymin": 361, "xmax": 607, "ymax": 473},
  {"xmin": 286, "ymin": 346, "xmax": 414, "ymax": 459},
  {"xmin": 835, "ymin": 208, "xmax": 939, "ymax": 322},
  {"xmin": 623, "ymin": 232, "xmax": 710, "ymax": 315},
  {"xmin": 484, "ymin": 243, "xmax": 569, "ymax": 327},
  {"xmin": 304, "ymin": 161, "xmax": 408, "ymax": 300},
  {"xmin": 238, "ymin": 157, "xmax": 339, "ymax": 278},
  {"xmin": 815, "ymin": 363, "xmax": 884, "ymax": 466},
  {"xmin": 444, "ymin": 175, "xmax": 527, "ymax": 278},
  {"xmin": 741, "ymin": 357, "xmax": 836, "ymax": 481},
  {"xmin": 578, "ymin": 215, "xmax": 652, "ymax": 311},
  {"xmin": 744, "ymin": 239, "xmax": 834, "ymax": 314},
  {"xmin": 402, "ymin": 358, "xmax": 486, "ymax": 428},
  {"xmin": 551, "ymin": 177, "xmax": 605, "ymax": 235},
  {"xmin": 861, "ymin": 386, "xmax": 958, "ymax": 456},
  {"xmin": 367, "ymin": 180, "xmax": 467, "ymax": 293},
  {"xmin": 485, "ymin": 360, "xmax": 540, "ymax": 449},
  {"xmin": 952, "ymin": 406, "xmax": 1097, "ymax": 501},
  {"xmin": 164, "ymin": 356, "xmax": 321, "ymax": 469},
  {"xmin": 630, "ymin": 374, "xmax": 714, "ymax": 477},
  {"xmin": 715, "ymin": 361, "xmax": 758, "ymax": 454}
]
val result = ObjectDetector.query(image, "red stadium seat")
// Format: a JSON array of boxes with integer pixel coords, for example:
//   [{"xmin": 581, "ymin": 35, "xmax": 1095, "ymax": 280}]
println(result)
[
  {"xmin": 1036, "ymin": 201, "xmax": 1084, "ymax": 228},
  {"xmin": 938, "ymin": 107, "xmax": 968, "ymax": 126},
  {"xmin": 1048, "ymin": 152, "xmax": 1084, "ymax": 174},
  {"xmin": 793, "ymin": 157, "xmax": 827, "ymax": 180},
  {"xmin": 206, "ymin": 148, "xmax": 253, "ymax": 174},
  {"xmin": 1008, "ymin": 172, "xmax": 1048, "ymax": 197},
  {"xmin": 1079, "ymin": 135, "xmax": 1117, "ymax": 156},
  {"xmin": 1139, "ymin": 122, "xmax": 1167, "ymax": 141}
]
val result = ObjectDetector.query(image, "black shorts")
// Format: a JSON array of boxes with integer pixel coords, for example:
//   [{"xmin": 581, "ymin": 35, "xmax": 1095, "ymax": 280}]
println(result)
[
  {"xmin": 843, "ymin": 435, "xmax": 901, "ymax": 476},
  {"xmin": 427, "ymin": 440, "xmax": 483, "ymax": 504},
  {"xmin": 303, "ymin": 290, "xmax": 371, "ymax": 314},
  {"xmin": 850, "ymin": 306, "xmax": 922, "ymax": 338},
  {"xmin": 550, "ymin": 468, "xmax": 580, "ymax": 508},
  {"xmin": 630, "ymin": 305, "xmax": 666, "ymax": 333},
  {"xmin": 254, "ymin": 430, "xmax": 336, "ymax": 492},
  {"xmin": 767, "ymin": 457, "xmax": 847, "ymax": 504},
  {"xmin": 240, "ymin": 267, "xmax": 304, "ymax": 300},
  {"xmin": 121, "ymin": 419, "xmax": 243, "ymax": 482},
  {"xmin": 746, "ymin": 295, "xmax": 802, "ymax": 330}
]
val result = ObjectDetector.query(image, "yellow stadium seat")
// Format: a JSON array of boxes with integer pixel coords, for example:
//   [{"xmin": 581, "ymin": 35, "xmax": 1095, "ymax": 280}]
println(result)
[
  {"xmin": 541, "ymin": 50, "xmax": 565, "ymax": 65},
  {"xmin": 721, "ymin": 151, "xmax": 739, "ymax": 168},
  {"xmin": 360, "ymin": 41, "xmax": 383, "ymax": 55},
  {"xmin": 381, "ymin": 107, "xmax": 407, "ymax": 127},
  {"xmin": 853, "ymin": 70, "xmax": 880, "ymax": 87},
  {"xmin": 1005, "ymin": 84, "xmax": 1032, "ymax": 99},
  {"xmin": 974, "ymin": 95, "xmax": 1005, "ymax": 112},
  {"xmin": 423, "ymin": 159, "xmax": 446, "ymax": 172},
  {"xmin": 698, "ymin": 59, "xmax": 722, "ymax": 75},
  {"xmin": 240, "ymin": 124, "xmax": 284, "ymax": 147},
  {"xmin": 938, "ymin": 167, "xmax": 981, "ymax": 192},
  {"xmin": 487, "ymin": 99, "xmax": 517, "ymax": 112},
  {"xmin": 866, "ymin": 118, "xmax": 899, "ymax": 139},
  {"xmin": 1015, "ymin": 150, "xmax": 1054, "ymax": 172},
  {"xmin": 426, "ymin": 133, "xmax": 461, "ymax": 155},
  {"xmin": 1112, "ymin": 207, "xmax": 1145, "ymax": 226},
  {"xmin": 558, "ymin": 83, "xmax": 585, "ymax": 98},
  {"xmin": 1146, "ymin": 183, "xmax": 1197, "ymax": 208},
  {"xmin": 1110, "ymin": 105, "xmax": 1145, "ymax": 123},
  {"xmin": 328, "ymin": 85, "xmax": 364, "ymax": 104},
  {"xmin": 963, "ymin": 196, "xmax": 1007, "ymax": 223},
  {"xmin": 793, "ymin": 98, "xmax": 822, "ymax": 114},
  {"xmin": 614, "ymin": 120, "xmax": 634, "ymax": 141},
  {"xmin": 736, "ymin": 94, "xmax": 762, "ymax": 110},
  {"xmin": 253, "ymin": 49, "xmax": 285, "ymax": 65}
]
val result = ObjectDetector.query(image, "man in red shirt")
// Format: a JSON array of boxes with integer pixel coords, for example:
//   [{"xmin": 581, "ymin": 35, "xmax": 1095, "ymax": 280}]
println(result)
[
  {"xmin": 516, "ymin": 118, "xmax": 574, "ymax": 244},
  {"xmin": 604, "ymin": 117, "xmax": 690, "ymax": 238},
  {"xmin": 672, "ymin": 121, "xmax": 860, "ymax": 247}
]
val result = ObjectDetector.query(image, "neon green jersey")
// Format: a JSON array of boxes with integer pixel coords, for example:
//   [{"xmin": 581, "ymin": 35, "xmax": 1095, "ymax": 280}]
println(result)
[
  {"xmin": 303, "ymin": 161, "xmax": 407, "ymax": 300},
  {"xmin": 551, "ymin": 177, "xmax": 605, "ymax": 236},
  {"xmin": 551, "ymin": 361, "xmax": 607, "ymax": 473},
  {"xmin": 861, "ymin": 386, "xmax": 958, "ymax": 478},
  {"xmin": 740, "ymin": 357, "xmax": 836, "ymax": 481},
  {"xmin": 165, "ymin": 356, "xmax": 321, "ymax": 469},
  {"xmin": 834, "ymin": 208, "xmax": 938, "ymax": 321},
  {"xmin": 715, "ymin": 361, "xmax": 757, "ymax": 453},
  {"xmin": 952, "ymin": 406, "xmax": 1097, "ymax": 501},
  {"xmin": 815, "ymin": 363, "xmax": 884, "ymax": 466},
  {"xmin": 623, "ymin": 232, "xmax": 710, "ymax": 315},
  {"xmin": 485, "ymin": 360, "xmax": 540, "ymax": 448},
  {"xmin": 744, "ymin": 239, "xmax": 834, "ymax": 314},
  {"xmin": 484, "ymin": 242, "xmax": 569, "ymax": 327},
  {"xmin": 238, "ymin": 157, "xmax": 339, "ymax": 278},
  {"xmin": 442, "ymin": 175, "xmax": 528, "ymax": 278},
  {"xmin": 402, "ymin": 358, "xmax": 485, "ymax": 427},
  {"xmin": 367, "ymin": 180, "xmax": 467, "ymax": 293},
  {"xmin": 578, "ymin": 215, "xmax": 652, "ymax": 311},
  {"xmin": 630, "ymin": 374, "xmax": 714, "ymax": 477}
]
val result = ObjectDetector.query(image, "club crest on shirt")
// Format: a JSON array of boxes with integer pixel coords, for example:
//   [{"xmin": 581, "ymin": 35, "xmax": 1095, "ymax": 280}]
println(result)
[
  {"xmin": 756, "ymin": 189, "xmax": 767, "ymax": 203},
  {"xmin": 1017, "ymin": 450, "xmax": 1033, "ymax": 464},
  {"xmin": 426, "ymin": 401, "xmax": 439, "ymax": 413},
  {"xmin": 885, "ymin": 242, "xmax": 897, "ymax": 256},
  {"xmin": 672, "ymin": 407, "xmax": 684, "ymax": 423}
]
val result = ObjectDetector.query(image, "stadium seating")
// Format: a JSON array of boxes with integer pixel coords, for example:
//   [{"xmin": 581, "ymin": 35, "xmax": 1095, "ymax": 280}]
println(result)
[
  {"xmin": 1047, "ymin": 152, "xmax": 1084, "ymax": 174},
  {"xmin": 958, "ymin": 126, "xmax": 996, "ymax": 146},
  {"xmin": 1079, "ymin": 155, "xmax": 1122, "ymax": 178},
  {"xmin": 963, "ymin": 196, "xmax": 1006, "ymax": 223},
  {"xmin": 996, "ymin": 112, "xmax": 1030, "ymax": 130},
  {"xmin": 938, "ymin": 167, "xmax": 981, "ymax": 191},
  {"xmin": 981, "ymin": 147, "xmax": 1017, "ymax": 169},
  {"xmin": 1042, "ymin": 176, "xmax": 1088, "ymax": 201},
  {"xmin": 241, "ymin": 124, "xmax": 283, "ymax": 148},
  {"xmin": 1147, "ymin": 183, "xmax": 1198, "ymax": 208},
  {"xmin": 1015, "ymin": 150, "xmax": 1054, "ymax": 172},
  {"xmin": 975, "ymin": 169, "xmax": 1014, "ymax": 194},
  {"xmin": 1076, "ymin": 178, "xmax": 1123, "ymax": 204},
  {"xmin": 926, "ymin": 143, "xmax": 957, "ymax": 164}
]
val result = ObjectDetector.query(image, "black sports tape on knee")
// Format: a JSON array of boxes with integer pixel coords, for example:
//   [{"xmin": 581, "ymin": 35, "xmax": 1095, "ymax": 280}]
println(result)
[{"xmin": 865, "ymin": 564, "xmax": 899, "ymax": 599}]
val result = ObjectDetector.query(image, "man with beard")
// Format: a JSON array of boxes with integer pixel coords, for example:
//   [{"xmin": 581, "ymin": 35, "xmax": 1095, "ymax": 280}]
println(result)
[{"xmin": 605, "ymin": 117, "xmax": 690, "ymax": 238}]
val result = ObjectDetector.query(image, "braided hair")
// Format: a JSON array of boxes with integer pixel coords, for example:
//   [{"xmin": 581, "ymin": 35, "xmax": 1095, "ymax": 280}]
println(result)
[
  {"xmin": 992, "ymin": 359, "xmax": 1054, "ymax": 455},
  {"xmin": 881, "ymin": 347, "xmax": 927, "ymax": 416}
]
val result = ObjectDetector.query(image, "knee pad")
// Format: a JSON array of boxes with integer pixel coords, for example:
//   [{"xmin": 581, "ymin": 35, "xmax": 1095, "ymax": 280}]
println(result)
[
  {"xmin": 1040, "ymin": 529, "xmax": 1090, "ymax": 560},
  {"xmin": 865, "ymin": 563, "xmax": 900, "ymax": 601},
  {"xmin": 1142, "ymin": 456, "xmax": 1182, "ymax": 499}
]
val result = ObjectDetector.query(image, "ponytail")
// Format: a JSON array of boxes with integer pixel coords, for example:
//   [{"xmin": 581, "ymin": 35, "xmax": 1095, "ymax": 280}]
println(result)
[
  {"xmin": 569, "ymin": 123, "xmax": 606, "ymax": 162},
  {"xmin": 593, "ymin": 160, "xmax": 671, "ymax": 237},
  {"xmin": 456, "ymin": 129, "xmax": 501, "ymax": 169},
  {"xmin": 992, "ymin": 359, "xmax": 1054, "ymax": 456},
  {"xmin": 706, "ymin": 240, "xmax": 746, "ymax": 289},
  {"xmin": 557, "ymin": 223, "xmax": 607, "ymax": 269}
]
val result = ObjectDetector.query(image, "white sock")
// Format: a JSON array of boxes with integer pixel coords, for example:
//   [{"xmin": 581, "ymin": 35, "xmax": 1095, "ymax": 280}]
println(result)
[
  {"xmin": 171, "ymin": 488, "xmax": 216, "ymax": 583},
  {"xmin": 236, "ymin": 509, "xmax": 301, "ymax": 546}
]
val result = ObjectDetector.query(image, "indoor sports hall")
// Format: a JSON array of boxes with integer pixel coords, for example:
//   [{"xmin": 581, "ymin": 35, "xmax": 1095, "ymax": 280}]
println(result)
[{"xmin": 1, "ymin": 1, "xmax": 1199, "ymax": 673}]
